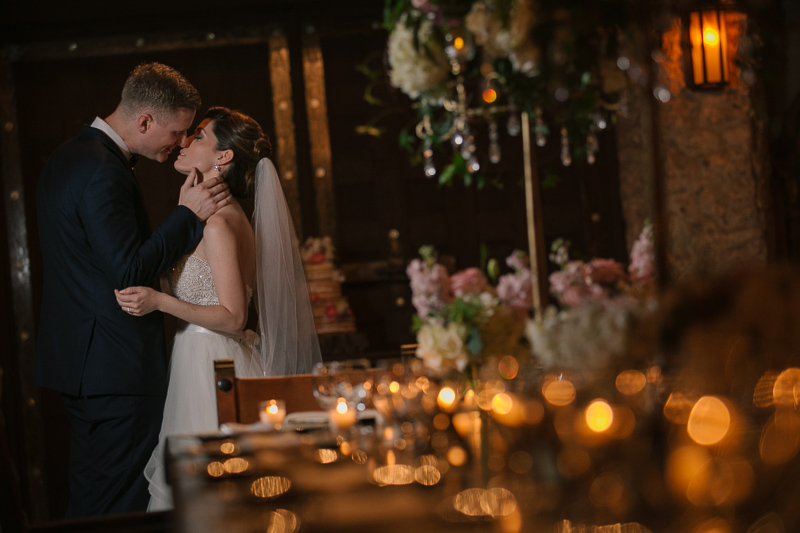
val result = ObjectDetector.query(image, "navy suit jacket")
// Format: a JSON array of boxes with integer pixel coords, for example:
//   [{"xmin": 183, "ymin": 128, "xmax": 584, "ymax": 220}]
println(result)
[{"xmin": 35, "ymin": 126, "xmax": 203, "ymax": 396}]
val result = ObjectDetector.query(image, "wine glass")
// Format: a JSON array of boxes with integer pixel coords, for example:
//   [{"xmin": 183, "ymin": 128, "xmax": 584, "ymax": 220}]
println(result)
[
  {"xmin": 371, "ymin": 357, "xmax": 439, "ymax": 425},
  {"xmin": 311, "ymin": 358, "xmax": 373, "ymax": 412}
]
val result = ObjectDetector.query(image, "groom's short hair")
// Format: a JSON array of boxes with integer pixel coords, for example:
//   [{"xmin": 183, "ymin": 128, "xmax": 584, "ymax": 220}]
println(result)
[{"xmin": 119, "ymin": 62, "xmax": 201, "ymax": 122}]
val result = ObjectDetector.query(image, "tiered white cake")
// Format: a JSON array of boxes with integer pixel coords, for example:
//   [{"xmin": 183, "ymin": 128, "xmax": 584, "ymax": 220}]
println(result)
[{"xmin": 301, "ymin": 237, "xmax": 356, "ymax": 335}]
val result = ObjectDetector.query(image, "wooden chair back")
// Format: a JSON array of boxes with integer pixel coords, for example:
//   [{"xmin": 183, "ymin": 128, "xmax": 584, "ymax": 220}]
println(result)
[{"xmin": 214, "ymin": 359, "xmax": 321, "ymax": 425}]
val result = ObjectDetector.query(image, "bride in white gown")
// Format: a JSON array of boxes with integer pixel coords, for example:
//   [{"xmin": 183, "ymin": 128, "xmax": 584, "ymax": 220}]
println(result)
[{"xmin": 114, "ymin": 106, "xmax": 321, "ymax": 510}]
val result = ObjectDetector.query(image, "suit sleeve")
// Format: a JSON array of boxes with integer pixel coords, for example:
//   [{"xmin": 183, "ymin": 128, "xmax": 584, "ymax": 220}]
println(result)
[{"xmin": 79, "ymin": 165, "xmax": 203, "ymax": 289}]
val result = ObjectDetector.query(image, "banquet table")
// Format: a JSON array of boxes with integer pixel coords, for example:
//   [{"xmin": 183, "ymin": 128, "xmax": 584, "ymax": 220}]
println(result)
[{"xmin": 164, "ymin": 422, "xmax": 500, "ymax": 533}]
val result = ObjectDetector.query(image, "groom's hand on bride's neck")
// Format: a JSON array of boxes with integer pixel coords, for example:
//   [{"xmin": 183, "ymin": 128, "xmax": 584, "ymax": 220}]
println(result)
[{"xmin": 179, "ymin": 168, "xmax": 232, "ymax": 221}]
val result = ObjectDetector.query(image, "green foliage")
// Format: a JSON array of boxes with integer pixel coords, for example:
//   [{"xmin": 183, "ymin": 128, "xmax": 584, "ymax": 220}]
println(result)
[
  {"xmin": 465, "ymin": 325, "xmax": 483, "ymax": 357},
  {"xmin": 368, "ymin": 0, "xmax": 660, "ymax": 189},
  {"xmin": 446, "ymin": 296, "xmax": 484, "ymax": 329}
]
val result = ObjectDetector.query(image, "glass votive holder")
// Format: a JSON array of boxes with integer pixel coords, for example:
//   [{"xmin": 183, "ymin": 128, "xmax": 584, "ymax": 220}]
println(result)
[
  {"xmin": 328, "ymin": 397, "xmax": 357, "ymax": 432},
  {"xmin": 259, "ymin": 399, "xmax": 286, "ymax": 429}
]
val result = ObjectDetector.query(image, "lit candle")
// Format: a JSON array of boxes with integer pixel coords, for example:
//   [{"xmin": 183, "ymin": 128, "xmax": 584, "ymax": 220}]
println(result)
[
  {"xmin": 259, "ymin": 399, "xmax": 286, "ymax": 428},
  {"xmin": 437, "ymin": 386, "xmax": 458, "ymax": 413},
  {"xmin": 328, "ymin": 398, "xmax": 357, "ymax": 431}
]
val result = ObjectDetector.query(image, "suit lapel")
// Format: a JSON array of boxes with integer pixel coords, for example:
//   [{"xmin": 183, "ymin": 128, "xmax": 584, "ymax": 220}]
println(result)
[{"xmin": 79, "ymin": 126, "xmax": 134, "ymax": 174}]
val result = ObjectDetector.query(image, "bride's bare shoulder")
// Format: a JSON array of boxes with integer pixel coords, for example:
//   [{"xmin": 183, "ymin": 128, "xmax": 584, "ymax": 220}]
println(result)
[{"xmin": 205, "ymin": 203, "xmax": 250, "ymax": 236}]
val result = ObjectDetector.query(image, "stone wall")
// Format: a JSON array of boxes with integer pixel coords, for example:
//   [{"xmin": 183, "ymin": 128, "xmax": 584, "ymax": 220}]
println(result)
[{"xmin": 616, "ymin": 22, "xmax": 773, "ymax": 283}]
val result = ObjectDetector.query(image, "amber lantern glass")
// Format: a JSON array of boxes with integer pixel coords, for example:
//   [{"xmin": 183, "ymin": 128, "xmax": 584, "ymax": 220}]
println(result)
[{"xmin": 688, "ymin": 4, "xmax": 730, "ymax": 88}]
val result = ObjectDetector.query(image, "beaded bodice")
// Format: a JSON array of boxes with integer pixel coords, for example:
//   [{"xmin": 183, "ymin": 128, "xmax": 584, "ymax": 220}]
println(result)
[{"xmin": 169, "ymin": 255, "xmax": 251, "ymax": 306}]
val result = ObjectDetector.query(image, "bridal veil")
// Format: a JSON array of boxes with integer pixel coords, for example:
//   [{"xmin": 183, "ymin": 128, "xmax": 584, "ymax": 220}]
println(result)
[{"xmin": 252, "ymin": 158, "xmax": 322, "ymax": 375}]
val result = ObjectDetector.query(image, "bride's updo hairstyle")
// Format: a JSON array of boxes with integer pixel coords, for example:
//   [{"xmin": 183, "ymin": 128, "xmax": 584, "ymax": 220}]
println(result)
[{"xmin": 205, "ymin": 106, "xmax": 271, "ymax": 198}]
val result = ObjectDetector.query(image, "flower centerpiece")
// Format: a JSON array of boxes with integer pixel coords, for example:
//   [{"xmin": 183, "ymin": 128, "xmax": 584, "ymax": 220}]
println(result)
[
  {"xmin": 407, "ymin": 245, "xmax": 532, "ymax": 381},
  {"xmin": 527, "ymin": 224, "xmax": 656, "ymax": 373}
]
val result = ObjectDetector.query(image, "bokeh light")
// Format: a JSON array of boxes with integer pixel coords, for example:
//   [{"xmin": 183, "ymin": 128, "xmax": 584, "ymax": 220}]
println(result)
[
  {"xmin": 687, "ymin": 396, "xmax": 730, "ymax": 445},
  {"xmin": 316, "ymin": 449, "xmax": 338, "ymax": 464},
  {"xmin": 438, "ymin": 387, "xmax": 457, "ymax": 412},
  {"xmin": 542, "ymin": 376, "xmax": 576, "ymax": 406},
  {"xmin": 481, "ymin": 487, "xmax": 517, "ymax": 517},
  {"xmin": 372, "ymin": 464, "xmax": 414, "ymax": 486},
  {"xmin": 498, "ymin": 355, "xmax": 519, "ymax": 379},
  {"xmin": 251, "ymin": 476, "xmax": 292, "ymax": 499},
  {"xmin": 207, "ymin": 461, "xmax": 225, "ymax": 478},
  {"xmin": 220, "ymin": 441, "xmax": 237, "ymax": 455},
  {"xmin": 773, "ymin": 368, "xmax": 800, "ymax": 407},
  {"xmin": 492, "ymin": 392, "xmax": 514, "ymax": 415},
  {"xmin": 585, "ymin": 400, "xmax": 614, "ymax": 433},
  {"xmin": 433, "ymin": 413, "xmax": 450, "ymax": 430},
  {"xmin": 760, "ymin": 409, "xmax": 800, "ymax": 465},
  {"xmin": 415, "ymin": 464, "xmax": 441, "ymax": 486},
  {"xmin": 616, "ymin": 370, "xmax": 647, "ymax": 395},
  {"xmin": 754, "ymin": 371, "xmax": 780, "ymax": 408},
  {"xmin": 223, "ymin": 457, "xmax": 249, "ymax": 474},
  {"xmin": 265, "ymin": 509, "xmax": 299, "ymax": 533},
  {"xmin": 666, "ymin": 445, "xmax": 711, "ymax": 500},
  {"xmin": 664, "ymin": 392, "xmax": 695, "ymax": 424},
  {"xmin": 447, "ymin": 445, "xmax": 468, "ymax": 466}
]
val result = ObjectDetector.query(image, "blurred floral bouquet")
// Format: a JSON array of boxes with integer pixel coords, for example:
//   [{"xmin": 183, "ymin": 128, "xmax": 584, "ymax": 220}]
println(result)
[
  {"xmin": 369, "ymin": 0, "xmax": 633, "ymax": 186},
  {"xmin": 407, "ymin": 245, "xmax": 532, "ymax": 376},
  {"xmin": 527, "ymin": 224, "xmax": 656, "ymax": 372}
]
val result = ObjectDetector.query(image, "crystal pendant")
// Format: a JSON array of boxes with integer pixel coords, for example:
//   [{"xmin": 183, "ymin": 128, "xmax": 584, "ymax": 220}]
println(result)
[
  {"xmin": 461, "ymin": 135, "xmax": 476, "ymax": 160},
  {"xmin": 560, "ymin": 127, "xmax": 572, "ymax": 166},
  {"xmin": 424, "ymin": 160, "xmax": 437, "ymax": 177},
  {"xmin": 593, "ymin": 112, "xmax": 608, "ymax": 131},
  {"xmin": 586, "ymin": 133, "xmax": 599, "ymax": 165},
  {"xmin": 489, "ymin": 143, "xmax": 501, "ymax": 164},
  {"xmin": 507, "ymin": 113, "xmax": 521, "ymax": 137},
  {"xmin": 423, "ymin": 147, "xmax": 436, "ymax": 178},
  {"xmin": 534, "ymin": 107, "xmax": 547, "ymax": 147},
  {"xmin": 488, "ymin": 121, "xmax": 501, "ymax": 164}
]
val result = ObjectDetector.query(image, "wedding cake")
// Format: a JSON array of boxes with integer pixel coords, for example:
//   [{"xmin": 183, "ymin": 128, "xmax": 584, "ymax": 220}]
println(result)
[{"xmin": 301, "ymin": 236, "xmax": 357, "ymax": 335}]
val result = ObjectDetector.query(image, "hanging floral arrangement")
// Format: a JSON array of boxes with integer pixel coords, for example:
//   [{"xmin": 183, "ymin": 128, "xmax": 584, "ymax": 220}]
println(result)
[{"xmin": 377, "ymin": 0, "xmax": 634, "ymax": 187}]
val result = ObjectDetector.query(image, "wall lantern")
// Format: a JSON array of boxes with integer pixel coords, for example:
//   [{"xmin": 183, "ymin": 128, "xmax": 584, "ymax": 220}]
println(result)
[{"xmin": 687, "ymin": 2, "xmax": 730, "ymax": 89}]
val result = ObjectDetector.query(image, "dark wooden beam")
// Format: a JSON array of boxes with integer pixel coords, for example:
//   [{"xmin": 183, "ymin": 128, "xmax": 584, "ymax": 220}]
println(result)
[{"xmin": 0, "ymin": 48, "xmax": 49, "ymax": 523}]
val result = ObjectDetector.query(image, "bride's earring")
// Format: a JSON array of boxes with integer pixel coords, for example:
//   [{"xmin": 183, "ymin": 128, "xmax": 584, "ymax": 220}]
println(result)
[{"xmin": 214, "ymin": 163, "xmax": 220, "ymax": 172}]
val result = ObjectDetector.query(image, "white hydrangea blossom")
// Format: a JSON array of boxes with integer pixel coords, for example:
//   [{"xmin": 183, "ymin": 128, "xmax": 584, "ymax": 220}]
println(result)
[
  {"xmin": 388, "ymin": 17, "xmax": 450, "ymax": 98},
  {"xmin": 526, "ymin": 299, "xmax": 641, "ymax": 372},
  {"xmin": 465, "ymin": 0, "xmax": 540, "ymax": 75},
  {"xmin": 416, "ymin": 321, "xmax": 470, "ymax": 372}
]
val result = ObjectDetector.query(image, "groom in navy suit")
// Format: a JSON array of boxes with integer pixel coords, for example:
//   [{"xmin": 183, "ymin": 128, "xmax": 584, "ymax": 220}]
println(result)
[{"xmin": 35, "ymin": 63, "xmax": 229, "ymax": 517}]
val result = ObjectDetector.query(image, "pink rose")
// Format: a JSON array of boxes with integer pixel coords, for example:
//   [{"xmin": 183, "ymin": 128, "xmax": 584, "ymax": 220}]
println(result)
[
  {"xmin": 449, "ymin": 267, "xmax": 488, "ymax": 297},
  {"xmin": 587, "ymin": 258, "xmax": 626, "ymax": 285},
  {"xmin": 549, "ymin": 261, "xmax": 587, "ymax": 296},
  {"xmin": 561, "ymin": 284, "xmax": 607, "ymax": 308},
  {"xmin": 497, "ymin": 272, "xmax": 532, "ymax": 311}
]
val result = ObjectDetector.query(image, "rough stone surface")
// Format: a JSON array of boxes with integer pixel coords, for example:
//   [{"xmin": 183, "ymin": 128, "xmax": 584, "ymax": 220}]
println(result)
[{"xmin": 616, "ymin": 65, "xmax": 772, "ymax": 282}]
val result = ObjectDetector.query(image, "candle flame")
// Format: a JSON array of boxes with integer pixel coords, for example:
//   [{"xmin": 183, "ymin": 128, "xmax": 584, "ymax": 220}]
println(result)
[{"xmin": 336, "ymin": 399, "xmax": 348, "ymax": 414}]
